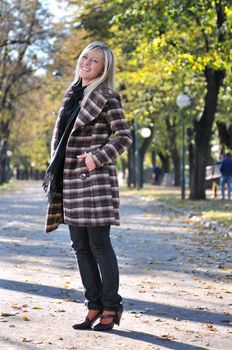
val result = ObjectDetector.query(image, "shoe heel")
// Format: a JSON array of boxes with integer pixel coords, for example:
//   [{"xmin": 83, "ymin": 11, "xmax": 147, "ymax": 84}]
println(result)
[{"xmin": 115, "ymin": 308, "xmax": 123, "ymax": 326}]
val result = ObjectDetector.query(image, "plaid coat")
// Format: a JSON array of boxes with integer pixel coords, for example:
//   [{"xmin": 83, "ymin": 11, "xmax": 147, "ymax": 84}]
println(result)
[{"xmin": 45, "ymin": 83, "xmax": 132, "ymax": 233}]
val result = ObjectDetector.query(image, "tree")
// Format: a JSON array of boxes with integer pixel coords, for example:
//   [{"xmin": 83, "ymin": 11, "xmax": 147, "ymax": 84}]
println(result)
[
  {"xmin": 103, "ymin": 0, "xmax": 231, "ymax": 198},
  {"xmin": 0, "ymin": 0, "xmax": 54, "ymax": 183}
]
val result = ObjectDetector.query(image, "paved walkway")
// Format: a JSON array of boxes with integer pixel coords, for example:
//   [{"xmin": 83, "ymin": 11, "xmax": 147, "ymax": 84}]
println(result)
[{"xmin": 0, "ymin": 181, "xmax": 231, "ymax": 350}]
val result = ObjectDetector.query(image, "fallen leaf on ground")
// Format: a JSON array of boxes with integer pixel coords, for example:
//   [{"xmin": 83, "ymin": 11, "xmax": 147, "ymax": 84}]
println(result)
[
  {"xmin": 205, "ymin": 323, "xmax": 217, "ymax": 331},
  {"xmin": 1, "ymin": 312, "xmax": 17, "ymax": 317},
  {"xmin": 21, "ymin": 315, "xmax": 30, "ymax": 321},
  {"xmin": 217, "ymin": 265, "xmax": 232, "ymax": 270},
  {"xmin": 55, "ymin": 300, "xmax": 62, "ymax": 304},
  {"xmin": 161, "ymin": 334, "xmax": 177, "ymax": 340},
  {"xmin": 11, "ymin": 304, "xmax": 21, "ymax": 309},
  {"xmin": 21, "ymin": 338, "xmax": 33, "ymax": 343}
]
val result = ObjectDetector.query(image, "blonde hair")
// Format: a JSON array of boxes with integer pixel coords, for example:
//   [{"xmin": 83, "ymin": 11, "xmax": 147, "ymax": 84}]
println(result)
[{"xmin": 72, "ymin": 41, "xmax": 115, "ymax": 105}]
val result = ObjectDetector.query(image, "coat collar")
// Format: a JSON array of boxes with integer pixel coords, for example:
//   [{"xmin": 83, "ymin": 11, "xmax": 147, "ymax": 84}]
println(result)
[{"xmin": 72, "ymin": 84, "xmax": 112, "ymax": 130}]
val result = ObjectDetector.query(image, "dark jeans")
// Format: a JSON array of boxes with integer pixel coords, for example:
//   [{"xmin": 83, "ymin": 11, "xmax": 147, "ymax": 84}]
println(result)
[
  {"xmin": 69, "ymin": 225, "xmax": 122, "ymax": 311},
  {"xmin": 221, "ymin": 175, "xmax": 232, "ymax": 200}
]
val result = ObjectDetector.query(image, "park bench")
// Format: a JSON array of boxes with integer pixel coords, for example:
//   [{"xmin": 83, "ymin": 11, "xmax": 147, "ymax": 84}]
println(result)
[{"xmin": 205, "ymin": 164, "xmax": 221, "ymax": 198}]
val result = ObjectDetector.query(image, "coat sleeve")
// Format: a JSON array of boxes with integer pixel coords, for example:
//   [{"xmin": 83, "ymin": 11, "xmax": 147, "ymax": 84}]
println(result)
[{"xmin": 91, "ymin": 92, "xmax": 132, "ymax": 168}]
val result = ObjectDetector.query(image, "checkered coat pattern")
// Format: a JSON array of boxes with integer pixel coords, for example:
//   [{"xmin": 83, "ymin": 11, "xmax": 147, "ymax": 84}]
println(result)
[{"xmin": 45, "ymin": 83, "xmax": 132, "ymax": 233}]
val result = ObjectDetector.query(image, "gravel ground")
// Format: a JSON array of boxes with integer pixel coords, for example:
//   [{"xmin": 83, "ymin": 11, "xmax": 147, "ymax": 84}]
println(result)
[{"xmin": 0, "ymin": 181, "xmax": 231, "ymax": 350}]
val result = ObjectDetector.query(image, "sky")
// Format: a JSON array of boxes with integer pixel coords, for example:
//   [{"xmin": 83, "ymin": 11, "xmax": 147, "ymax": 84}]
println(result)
[{"xmin": 41, "ymin": 0, "xmax": 74, "ymax": 21}]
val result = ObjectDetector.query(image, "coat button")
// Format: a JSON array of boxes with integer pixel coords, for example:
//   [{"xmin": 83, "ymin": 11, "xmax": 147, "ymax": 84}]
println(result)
[{"xmin": 80, "ymin": 173, "xmax": 87, "ymax": 180}]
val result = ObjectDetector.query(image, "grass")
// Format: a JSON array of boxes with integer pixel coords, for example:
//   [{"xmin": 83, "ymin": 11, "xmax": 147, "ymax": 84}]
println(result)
[
  {"xmin": 120, "ymin": 185, "xmax": 232, "ymax": 229},
  {"xmin": 0, "ymin": 179, "xmax": 21, "ymax": 195}
]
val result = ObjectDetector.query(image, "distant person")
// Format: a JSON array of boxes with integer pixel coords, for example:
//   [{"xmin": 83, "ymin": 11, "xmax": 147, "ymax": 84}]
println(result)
[
  {"xmin": 152, "ymin": 164, "xmax": 162, "ymax": 185},
  {"xmin": 220, "ymin": 152, "xmax": 232, "ymax": 200}
]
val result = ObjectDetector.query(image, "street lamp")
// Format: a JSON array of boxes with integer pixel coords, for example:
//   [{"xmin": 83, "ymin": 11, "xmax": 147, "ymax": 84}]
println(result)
[
  {"xmin": 52, "ymin": 69, "xmax": 62, "ymax": 78},
  {"xmin": 134, "ymin": 117, "xmax": 151, "ymax": 190},
  {"xmin": 176, "ymin": 94, "xmax": 191, "ymax": 199}
]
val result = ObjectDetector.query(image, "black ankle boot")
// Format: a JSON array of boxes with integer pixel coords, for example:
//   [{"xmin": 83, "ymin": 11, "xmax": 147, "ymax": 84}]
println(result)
[{"xmin": 72, "ymin": 311, "xmax": 102, "ymax": 330}]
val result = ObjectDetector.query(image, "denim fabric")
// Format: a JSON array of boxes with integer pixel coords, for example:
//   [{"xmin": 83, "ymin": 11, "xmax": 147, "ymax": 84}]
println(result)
[
  {"xmin": 221, "ymin": 175, "xmax": 232, "ymax": 200},
  {"xmin": 69, "ymin": 225, "xmax": 122, "ymax": 311}
]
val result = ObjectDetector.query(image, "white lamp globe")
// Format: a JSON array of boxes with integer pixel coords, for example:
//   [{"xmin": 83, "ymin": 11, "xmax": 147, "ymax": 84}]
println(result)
[
  {"xmin": 140, "ymin": 127, "xmax": 151, "ymax": 138},
  {"xmin": 176, "ymin": 94, "xmax": 191, "ymax": 109}
]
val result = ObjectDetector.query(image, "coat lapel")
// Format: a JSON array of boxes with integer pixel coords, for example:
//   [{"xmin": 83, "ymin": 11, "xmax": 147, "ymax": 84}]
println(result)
[{"xmin": 72, "ymin": 89, "xmax": 108, "ymax": 131}]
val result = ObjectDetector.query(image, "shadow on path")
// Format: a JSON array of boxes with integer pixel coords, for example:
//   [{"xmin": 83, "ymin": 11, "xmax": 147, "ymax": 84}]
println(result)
[
  {"xmin": 2, "ymin": 338, "xmax": 39, "ymax": 350},
  {"xmin": 1, "ymin": 328, "xmax": 208, "ymax": 350},
  {"xmin": 1, "ymin": 278, "xmax": 230, "ymax": 327},
  {"xmin": 111, "ymin": 329, "xmax": 208, "ymax": 350},
  {"xmin": 0, "ymin": 278, "xmax": 81, "ymax": 300}
]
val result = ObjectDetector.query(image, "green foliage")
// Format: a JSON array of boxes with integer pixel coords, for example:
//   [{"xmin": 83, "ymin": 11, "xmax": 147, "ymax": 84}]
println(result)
[
  {"xmin": 82, "ymin": 1, "xmax": 230, "ymax": 131},
  {"xmin": 2, "ymin": 0, "xmax": 231, "ymax": 186},
  {"xmin": 0, "ymin": 0, "xmax": 57, "ymax": 180}
]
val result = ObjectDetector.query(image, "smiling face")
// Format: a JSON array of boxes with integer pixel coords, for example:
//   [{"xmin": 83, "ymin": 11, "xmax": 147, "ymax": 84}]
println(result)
[{"xmin": 79, "ymin": 49, "xmax": 105, "ymax": 86}]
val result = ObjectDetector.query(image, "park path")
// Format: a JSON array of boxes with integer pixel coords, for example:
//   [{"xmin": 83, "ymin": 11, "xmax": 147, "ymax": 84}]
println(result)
[{"xmin": 0, "ymin": 181, "xmax": 231, "ymax": 350}]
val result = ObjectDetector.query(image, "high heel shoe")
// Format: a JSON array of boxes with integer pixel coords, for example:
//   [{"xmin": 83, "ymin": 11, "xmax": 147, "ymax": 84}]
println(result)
[
  {"xmin": 72, "ymin": 310, "xmax": 102, "ymax": 330},
  {"xmin": 93, "ymin": 307, "xmax": 123, "ymax": 332}
]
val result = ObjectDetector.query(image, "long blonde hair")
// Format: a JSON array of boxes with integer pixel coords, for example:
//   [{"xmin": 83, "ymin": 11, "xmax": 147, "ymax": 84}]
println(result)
[{"xmin": 72, "ymin": 41, "xmax": 115, "ymax": 105}]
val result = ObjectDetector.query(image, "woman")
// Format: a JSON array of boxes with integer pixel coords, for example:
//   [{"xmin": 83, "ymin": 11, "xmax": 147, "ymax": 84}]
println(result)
[{"xmin": 44, "ymin": 41, "xmax": 132, "ymax": 331}]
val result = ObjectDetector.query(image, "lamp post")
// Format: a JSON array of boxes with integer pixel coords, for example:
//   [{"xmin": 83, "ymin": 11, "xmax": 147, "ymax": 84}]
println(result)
[
  {"xmin": 134, "ymin": 117, "xmax": 140, "ymax": 190},
  {"xmin": 134, "ymin": 117, "xmax": 151, "ymax": 190},
  {"xmin": 31, "ymin": 162, "xmax": 35, "ymax": 180},
  {"xmin": 176, "ymin": 94, "xmax": 191, "ymax": 199}
]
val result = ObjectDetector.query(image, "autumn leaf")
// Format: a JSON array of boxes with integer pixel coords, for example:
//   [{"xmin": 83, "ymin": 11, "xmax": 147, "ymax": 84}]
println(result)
[
  {"xmin": 205, "ymin": 323, "xmax": 217, "ymax": 331},
  {"xmin": 55, "ymin": 300, "xmax": 62, "ymax": 304},
  {"xmin": 21, "ymin": 337, "xmax": 33, "ymax": 343},
  {"xmin": 1, "ymin": 312, "xmax": 17, "ymax": 317},
  {"xmin": 217, "ymin": 265, "xmax": 232, "ymax": 270},
  {"xmin": 161, "ymin": 334, "xmax": 177, "ymax": 340},
  {"xmin": 11, "ymin": 304, "xmax": 21, "ymax": 309},
  {"xmin": 21, "ymin": 315, "xmax": 30, "ymax": 321}
]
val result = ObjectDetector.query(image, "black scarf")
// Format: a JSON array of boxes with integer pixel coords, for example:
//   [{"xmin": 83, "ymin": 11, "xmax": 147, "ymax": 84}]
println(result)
[{"xmin": 42, "ymin": 82, "xmax": 86, "ymax": 203}]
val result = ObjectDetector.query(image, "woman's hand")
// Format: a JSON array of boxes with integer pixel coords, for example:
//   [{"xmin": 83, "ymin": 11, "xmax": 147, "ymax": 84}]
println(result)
[{"xmin": 77, "ymin": 152, "xmax": 96, "ymax": 171}]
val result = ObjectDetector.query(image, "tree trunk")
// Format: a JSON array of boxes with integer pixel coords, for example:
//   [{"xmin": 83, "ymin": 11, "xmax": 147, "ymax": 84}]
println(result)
[
  {"xmin": 127, "ymin": 132, "xmax": 136, "ymax": 187},
  {"xmin": 151, "ymin": 150, "xmax": 156, "ymax": 166},
  {"xmin": 190, "ymin": 68, "xmax": 225, "ymax": 199},
  {"xmin": 172, "ymin": 149, "xmax": 180, "ymax": 186},
  {"xmin": 158, "ymin": 151, "xmax": 170, "ymax": 173},
  {"xmin": 187, "ymin": 127, "xmax": 194, "ymax": 189},
  {"xmin": 0, "ymin": 140, "xmax": 8, "ymax": 184},
  {"xmin": 165, "ymin": 115, "xmax": 180, "ymax": 186},
  {"xmin": 217, "ymin": 121, "xmax": 232, "ymax": 150}
]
